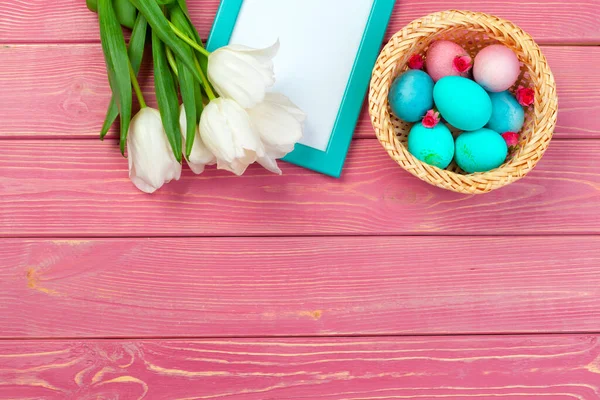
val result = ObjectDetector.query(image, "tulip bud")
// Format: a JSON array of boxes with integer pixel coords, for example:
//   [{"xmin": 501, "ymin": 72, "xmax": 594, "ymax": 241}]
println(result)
[
  {"xmin": 247, "ymin": 93, "xmax": 305, "ymax": 174},
  {"xmin": 179, "ymin": 106, "xmax": 215, "ymax": 174},
  {"xmin": 207, "ymin": 41, "xmax": 279, "ymax": 109},
  {"xmin": 127, "ymin": 108, "xmax": 182, "ymax": 193},
  {"xmin": 200, "ymin": 98, "xmax": 264, "ymax": 176}
]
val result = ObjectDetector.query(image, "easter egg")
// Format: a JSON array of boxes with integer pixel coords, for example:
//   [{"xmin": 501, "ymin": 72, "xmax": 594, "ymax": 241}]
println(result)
[
  {"xmin": 425, "ymin": 41, "xmax": 471, "ymax": 82},
  {"xmin": 455, "ymin": 128, "xmax": 508, "ymax": 173},
  {"xmin": 474, "ymin": 45, "xmax": 521, "ymax": 92},
  {"xmin": 388, "ymin": 70, "xmax": 434, "ymax": 123},
  {"xmin": 433, "ymin": 76, "xmax": 492, "ymax": 131},
  {"xmin": 408, "ymin": 123, "xmax": 455, "ymax": 169},
  {"xmin": 486, "ymin": 91, "xmax": 525, "ymax": 134}
]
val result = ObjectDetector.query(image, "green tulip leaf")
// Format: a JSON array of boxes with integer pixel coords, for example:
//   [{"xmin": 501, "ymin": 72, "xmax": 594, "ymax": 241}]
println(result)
[
  {"xmin": 86, "ymin": 0, "xmax": 98, "ymax": 13},
  {"xmin": 176, "ymin": 0, "xmax": 189, "ymax": 16},
  {"xmin": 193, "ymin": 78, "xmax": 204, "ymax": 124},
  {"xmin": 129, "ymin": 0, "xmax": 202, "ymax": 83},
  {"xmin": 98, "ymin": 0, "xmax": 132, "ymax": 155},
  {"xmin": 170, "ymin": 6, "xmax": 198, "ymax": 157},
  {"xmin": 101, "ymin": 13, "xmax": 148, "ymax": 140},
  {"xmin": 113, "ymin": 0, "xmax": 138, "ymax": 29},
  {"xmin": 87, "ymin": 0, "xmax": 137, "ymax": 30},
  {"xmin": 152, "ymin": 29, "xmax": 183, "ymax": 162},
  {"xmin": 173, "ymin": 2, "xmax": 208, "ymax": 77}
]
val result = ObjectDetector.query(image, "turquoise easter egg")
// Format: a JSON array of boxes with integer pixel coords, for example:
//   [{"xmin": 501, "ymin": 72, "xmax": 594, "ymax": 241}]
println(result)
[
  {"xmin": 455, "ymin": 128, "xmax": 508, "ymax": 173},
  {"xmin": 486, "ymin": 91, "xmax": 525, "ymax": 134},
  {"xmin": 408, "ymin": 123, "xmax": 455, "ymax": 169},
  {"xmin": 388, "ymin": 70, "xmax": 434, "ymax": 122},
  {"xmin": 434, "ymin": 76, "xmax": 492, "ymax": 131}
]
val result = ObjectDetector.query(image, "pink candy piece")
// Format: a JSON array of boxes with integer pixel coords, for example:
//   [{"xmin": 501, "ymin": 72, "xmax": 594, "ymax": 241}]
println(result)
[
  {"xmin": 474, "ymin": 45, "xmax": 521, "ymax": 92},
  {"xmin": 426, "ymin": 41, "xmax": 470, "ymax": 82}
]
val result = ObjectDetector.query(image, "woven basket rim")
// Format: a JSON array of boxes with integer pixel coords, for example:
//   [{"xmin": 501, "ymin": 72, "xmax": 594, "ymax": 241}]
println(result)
[{"xmin": 368, "ymin": 10, "xmax": 558, "ymax": 194}]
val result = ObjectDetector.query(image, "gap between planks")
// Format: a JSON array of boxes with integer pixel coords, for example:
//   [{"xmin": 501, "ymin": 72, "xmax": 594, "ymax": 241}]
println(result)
[
  {"xmin": 2, "ymin": 41, "xmax": 598, "ymax": 46},
  {"xmin": 3, "ymin": 233, "xmax": 600, "ymax": 239},
  {"xmin": 2, "ymin": 331, "xmax": 600, "ymax": 342},
  {"xmin": 0, "ymin": 136, "xmax": 595, "ymax": 141}
]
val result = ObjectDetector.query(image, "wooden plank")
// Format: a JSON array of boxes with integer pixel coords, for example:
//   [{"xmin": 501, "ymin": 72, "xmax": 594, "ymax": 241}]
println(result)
[
  {"xmin": 0, "ymin": 44, "xmax": 155, "ymax": 139},
  {"xmin": 387, "ymin": 0, "xmax": 600, "ymax": 45},
  {"xmin": 0, "ymin": 335, "xmax": 599, "ymax": 399},
  {"xmin": 0, "ymin": 45, "xmax": 596, "ymax": 139},
  {"xmin": 2, "ymin": 237, "xmax": 600, "ymax": 338},
  {"xmin": 0, "ymin": 0, "xmax": 219, "ymax": 44},
  {"xmin": 0, "ymin": 139, "xmax": 599, "ymax": 237},
  {"xmin": 1, "ymin": 0, "xmax": 599, "ymax": 44}
]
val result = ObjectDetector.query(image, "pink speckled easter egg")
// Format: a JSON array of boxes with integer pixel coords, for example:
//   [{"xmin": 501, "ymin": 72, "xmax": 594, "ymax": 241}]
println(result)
[
  {"xmin": 425, "ymin": 41, "xmax": 471, "ymax": 82},
  {"xmin": 473, "ymin": 45, "xmax": 521, "ymax": 92}
]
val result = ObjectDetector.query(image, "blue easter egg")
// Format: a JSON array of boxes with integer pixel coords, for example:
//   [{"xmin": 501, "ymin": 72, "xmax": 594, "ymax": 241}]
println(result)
[
  {"xmin": 408, "ymin": 123, "xmax": 455, "ymax": 169},
  {"xmin": 486, "ymin": 91, "xmax": 525, "ymax": 134},
  {"xmin": 388, "ymin": 70, "xmax": 434, "ymax": 122},
  {"xmin": 434, "ymin": 76, "xmax": 492, "ymax": 131},
  {"xmin": 455, "ymin": 128, "xmax": 508, "ymax": 173}
]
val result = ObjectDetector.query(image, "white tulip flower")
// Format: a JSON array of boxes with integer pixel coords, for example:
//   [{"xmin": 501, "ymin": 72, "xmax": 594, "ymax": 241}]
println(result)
[
  {"xmin": 127, "ymin": 107, "xmax": 182, "ymax": 194},
  {"xmin": 179, "ymin": 106, "xmax": 215, "ymax": 174},
  {"xmin": 200, "ymin": 97, "xmax": 264, "ymax": 176},
  {"xmin": 248, "ymin": 93, "xmax": 305, "ymax": 174},
  {"xmin": 207, "ymin": 41, "xmax": 279, "ymax": 109}
]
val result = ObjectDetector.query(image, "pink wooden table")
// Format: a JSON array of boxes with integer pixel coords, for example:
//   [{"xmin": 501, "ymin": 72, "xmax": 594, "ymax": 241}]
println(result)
[{"xmin": 1, "ymin": 1, "xmax": 600, "ymax": 398}]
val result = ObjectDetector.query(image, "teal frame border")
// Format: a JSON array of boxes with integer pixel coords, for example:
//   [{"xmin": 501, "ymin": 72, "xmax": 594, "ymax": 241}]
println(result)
[{"xmin": 207, "ymin": 0, "xmax": 396, "ymax": 178}]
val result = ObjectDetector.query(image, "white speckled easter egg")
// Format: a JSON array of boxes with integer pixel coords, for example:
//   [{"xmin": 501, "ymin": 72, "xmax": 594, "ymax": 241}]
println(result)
[
  {"xmin": 426, "ymin": 40, "xmax": 470, "ymax": 82},
  {"xmin": 473, "ymin": 45, "xmax": 521, "ymax": 92}
]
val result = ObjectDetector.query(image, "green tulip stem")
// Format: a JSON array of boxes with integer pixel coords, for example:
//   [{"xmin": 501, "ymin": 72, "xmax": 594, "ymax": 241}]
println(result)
[
  {"xmin": 129, "ymin": 56, "xmax": 146, "ymax": 109},
  {"xmin": 193, "ymin": 55, "xmax": 216, "ymax": 100},
  {"xmin": 168, "ymin": 21, "xmax": 211, "ymax": 58},
  {"xmin": 165, "ymin": 47, "xmax": 180, "ymax": 78}
]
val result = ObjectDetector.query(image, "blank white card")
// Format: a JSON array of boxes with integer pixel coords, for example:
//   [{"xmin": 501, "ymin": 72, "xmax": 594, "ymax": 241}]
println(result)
[{"xmin": 229, "ymin": 0, "xmax": 374, "ymax": 151}]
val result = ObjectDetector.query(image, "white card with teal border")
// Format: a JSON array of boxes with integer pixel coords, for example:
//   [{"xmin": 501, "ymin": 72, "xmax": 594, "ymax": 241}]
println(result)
[{"xmin": 207, "ymin": 0, "xmax": 396, "ymax": 178}]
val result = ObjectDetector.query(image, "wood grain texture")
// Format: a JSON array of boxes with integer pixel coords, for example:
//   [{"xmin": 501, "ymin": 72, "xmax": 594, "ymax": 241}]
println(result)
[
  {"xmin": 0, "ymin": 45, "xmax": 595, "ymax": 139},
  {"xmin": 1, "ymin": 0, "xmax": 600, "ymax": 44},
  {"xmin": 0, "ymin": 44, "xmax": 600, "ymax": 138},
  {"xmin": 1, "ymin": 335, "xmax": 600, "ymax": 399},
  {"xmin": 0, "ymin": 44, "xmax": 152, "ymax": 139},
  {"xmin": 0, "ymin": 139, "xmax": 599, "ymax": 237},
  {"xmin": 2, "ymin": 237, "xmax": 600, "ymax": 337},
  {"xmin": 1, "ymin": 2, "xmax": 598, "ymax": 397}
]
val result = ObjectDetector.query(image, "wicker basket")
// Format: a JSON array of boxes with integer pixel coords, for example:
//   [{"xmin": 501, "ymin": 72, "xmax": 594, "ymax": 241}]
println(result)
[{"xmin": 369, "ymin": 10, "xmax": 558, "ymax": 194}]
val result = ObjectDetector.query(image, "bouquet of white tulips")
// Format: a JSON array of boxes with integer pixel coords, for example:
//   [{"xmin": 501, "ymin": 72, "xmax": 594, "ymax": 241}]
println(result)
[{"xmin": 87, "ymin": 0, "xmax": 305, "ymax": 193}]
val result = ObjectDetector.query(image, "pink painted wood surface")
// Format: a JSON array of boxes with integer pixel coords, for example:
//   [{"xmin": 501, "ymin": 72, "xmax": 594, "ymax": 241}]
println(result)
[
  {"xmin": 1, "ymin": 335, "xmax": 600, "ymax": 399},
  {"xmin": 0, "ymin": 45, "xmax": 596, "ymax": 139},
  {"xmin": 1, "ymin": 0, "xmax": 600, "ymax": 44},
  {"xmin": 1, "ymin": 1, "xmax": 599, "ymax": 396},
  {"xmin": 2, "ymin": 237, "xmax": 600, "ymax": 338},
  {"xmin": 0, "ymin": 139, "xmax": 598, "ymax": 237}
]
